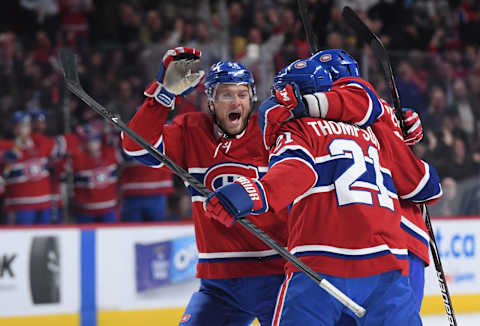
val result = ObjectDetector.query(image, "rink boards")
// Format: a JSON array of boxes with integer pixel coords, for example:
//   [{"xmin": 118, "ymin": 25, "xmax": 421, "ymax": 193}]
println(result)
[{"xmin": 0, "ymin": 218, "xmax": 479, "ymax": 326}]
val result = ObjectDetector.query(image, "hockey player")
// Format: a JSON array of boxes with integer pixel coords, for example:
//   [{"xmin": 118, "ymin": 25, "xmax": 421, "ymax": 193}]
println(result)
[
  {"xmin": 122, "ymin": 47, "xmax": 428, "ymax": 324},
  {"xmin": 119, "ymin": 156, "xmax": 174, "ymax": 222},
  {"xmin": 122, "ymin": 47, "xmax": 289, "ymax": 325},
  {"xmin": 2, "ymin": 111, "xmax": 63, "ymax": 224},
  {"xmin": 205, "ymin": 56, "xmax": 442, "ymax": 325},
  {"xmin": 30, "ymin": 109, "xmax": 64, "ymax": 223},
  {"xmin": 267, "ymin": 49, "xmax": 428, "ymax": 314},
  {"xmin": 71, "ymin": 123, "xmax": 122, "ymax": 223}
]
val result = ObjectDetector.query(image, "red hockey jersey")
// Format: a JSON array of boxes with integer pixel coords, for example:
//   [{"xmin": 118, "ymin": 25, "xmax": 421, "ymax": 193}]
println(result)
[
  {"xmin": 306, "ymin": 77, "xmax": 434, "ymax": 266},
  {"xmin": 122, "ymin": 98, "xmax": 288, "ymax": 279},
  {"xmin": 3, "ymin": 134, "xmax": 62, "ymax": 211},
  {"xmin": 258, "ymin": 111, "xmax": 441, "ymax": 278},
  {"xmin": 120, "ymin": 158, "xmax": 174, "ymax": 196},
  {"xmin": 70, "ymin": 145, "xmax": 121, "ymax": 216}
]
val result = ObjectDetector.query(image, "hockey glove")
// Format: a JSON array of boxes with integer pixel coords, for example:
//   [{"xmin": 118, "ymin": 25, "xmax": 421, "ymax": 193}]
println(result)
[
  {"xmin": 402, "ymin": 108, "xmax": 423, "ymax": 146},
  {"xmin": 144, "ymin": 47, "xmax": 205, "ymax": 108},
  {"xmin": 2, "ymin": 147, "xmax": 21, "ymax": 163},
  {"xmin": 274, "ymin": 83, "xmax": 307, "ymax": 118},
  {"xmin": 204, "ymin": 177, "xmax": 268, "ymax": 228}
]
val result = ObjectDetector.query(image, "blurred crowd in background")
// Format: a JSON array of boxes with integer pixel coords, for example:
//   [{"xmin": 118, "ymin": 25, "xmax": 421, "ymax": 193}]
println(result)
[{"xmin": 0, "ymin": 0, "xmax": 479, "ymax": 224}]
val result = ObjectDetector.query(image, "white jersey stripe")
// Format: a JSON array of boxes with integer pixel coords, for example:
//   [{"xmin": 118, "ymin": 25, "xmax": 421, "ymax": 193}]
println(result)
[
  {"xmin": 198, "ymin": 249, "xmax": 281, "ymax": 260},
  {"xmin": 400, "ymin": 216, "xmax": 430, "ymax": 243},
  {"xmin": 290, "ymin": 244, "xmax": 408, "ymax": 257},
  {"xmin": 5, "ymin": 195, "xmax": 52, "ymax": 205},
  {"xmin": 120, "ymin": 180, "xmax": 173, "ymax": 190}
]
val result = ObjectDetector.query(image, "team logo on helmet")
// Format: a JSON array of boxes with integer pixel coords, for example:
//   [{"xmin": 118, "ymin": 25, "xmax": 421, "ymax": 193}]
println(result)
[
  {"xmin": 180, "ymin": 314, "xmax": 191, "ymax": 322},
  {"xmin": 319, "ymin": 54, "xmax": 332, "ymax": 62},
  {"xmin": 294, "ymin": 61, "xmax": 307, "ymax": 69}
]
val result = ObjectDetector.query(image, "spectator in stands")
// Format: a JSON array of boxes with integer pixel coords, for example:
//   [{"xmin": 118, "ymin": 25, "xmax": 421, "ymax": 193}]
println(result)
[
  {"xmin": 239, "ymin": 23, "xmax": 284, "ymax": 101},
  {"xmin": 396, "ymin": 61, "xmax": 427, "ymax": 116},
  {"xmin": 59, "ymin": 0, "xmax": 93, "ymax": 49},
  {"xmin": 422, "ymin": 86, "xmax": 451, "ymax": 134},
  {"xmin": 0, "ymin": 1, "xmax": 479, "ymax": 221},
  {"xmin": 450, "ymin": 78, "xmax": 476, "ymax": 139},
  {"xmin": 429, "ymin": 177, "xmax": 458, "ymax": 216}
]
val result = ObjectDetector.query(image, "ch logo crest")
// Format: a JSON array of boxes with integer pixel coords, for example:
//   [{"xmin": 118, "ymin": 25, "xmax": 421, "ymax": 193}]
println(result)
[{"xmin": 204, "ymin": 163, "xmax": 259, "ymax": 191}]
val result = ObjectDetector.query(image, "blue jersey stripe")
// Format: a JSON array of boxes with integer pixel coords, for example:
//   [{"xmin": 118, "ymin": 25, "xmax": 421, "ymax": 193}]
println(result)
[
  {"xmin": 346, "ymin": 80, "xmax": 384, "ymax": 127},
  {"xmin": 409, "ymin": 163, "xmax": 442, "ymax": 202},
  {"xmin": 401, "ymin": 223, "xmax": 430, "ymax": 247},
  {"xmin": 293, "ymin": 250, "xmax": 408, "ymax": 260},
  {"xmin": 272, "ymin": 151, "xmax": 397, "ymax": 194}
]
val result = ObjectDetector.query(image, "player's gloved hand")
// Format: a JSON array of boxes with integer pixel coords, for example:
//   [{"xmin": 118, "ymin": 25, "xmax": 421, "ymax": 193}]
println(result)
[
  {"xmin": 274, "ymin": 83, "xmax": 307, "ymax": 118},
  {"xmin": 2, "ymin": 146, "xmax": 21, "ymax": 163},
  {"xmin": 258, "ymin": 96, "xmax": 292, "ymax": 150},
  {"xmin": 402, "ymin": 107, "xmax": 423, "ymax": 145},
  {"xmin": 204, "ymin": 177, "xmax": 268, "ymax": 228},
  {"xmin": 144, "ymin": 47, "xmax": 205, "ymax": 109}
]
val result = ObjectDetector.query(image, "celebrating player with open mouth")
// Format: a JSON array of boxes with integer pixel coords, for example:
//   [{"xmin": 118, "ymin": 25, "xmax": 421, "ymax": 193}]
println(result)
[{"xmin": 122, "ymin": 47, "xmax": 289, "ymax": 326}]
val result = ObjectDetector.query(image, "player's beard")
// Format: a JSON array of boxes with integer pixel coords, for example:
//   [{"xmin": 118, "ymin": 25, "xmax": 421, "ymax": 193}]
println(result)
[{"xmin": 210, "ymin": 104, "xmax": 252, "ymax": 138}]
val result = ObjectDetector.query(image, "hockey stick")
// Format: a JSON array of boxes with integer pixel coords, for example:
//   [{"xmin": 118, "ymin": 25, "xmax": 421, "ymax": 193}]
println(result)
[
  {"xmin": 297, "ymin": 0, "xmax": 319, "ymax": 54},
  {"xmin": 59, "ymin": 48, "xmax": 366, "ymax": 318},
  {"xmin": 342, "ymin": 7, "xmax": 458, "ymax": 325}
]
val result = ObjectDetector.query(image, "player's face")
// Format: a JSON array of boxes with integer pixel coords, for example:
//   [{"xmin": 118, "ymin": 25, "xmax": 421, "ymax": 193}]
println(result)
[
  {"xmin": 14, "ymin": 122, "xmax": 32, "ymax": 138},
  {"xmin": 212, "ymin": 84, "xmax": 252, "ymax": 136}
]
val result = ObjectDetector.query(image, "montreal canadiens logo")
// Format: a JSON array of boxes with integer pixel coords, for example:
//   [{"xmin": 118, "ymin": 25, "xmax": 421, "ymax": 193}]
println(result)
[
  {"xmin": 294, "ymin": 61, "xmax": 307, "ymax": 69},
  {"xmin": 204, "ymin": 163, "xmax": 260, "ymax": 191},
  {"xmin": 319, "ymin": 54, "xmax": 332, "ymax": 62},
  {"xmin": 180, "ymin": 314, "xmax": 191, "ymax": 322}
]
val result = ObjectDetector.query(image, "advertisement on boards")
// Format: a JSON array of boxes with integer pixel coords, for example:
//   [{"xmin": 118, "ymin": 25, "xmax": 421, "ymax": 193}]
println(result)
[
  {"xmin": 424, "ymin": 219, "xmax": 479, "ymax": 295},
  {"xmin": 135, "ymin": 234, "xmax": 197, "ymax": 292},
  {"xmin": 96, "ymin": 224, "xmax": 199, "ymax": 311},
  {"xmin": 0, "ymin": 228, "xmax": 80, "ymax": 317}
]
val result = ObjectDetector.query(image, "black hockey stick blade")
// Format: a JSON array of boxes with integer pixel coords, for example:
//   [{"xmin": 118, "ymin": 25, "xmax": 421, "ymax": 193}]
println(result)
[
  {"xmin": 342, "ymin": 6, "xmax": 404, "ymax": 131},
  {"xmin": 59, "ymin": 49, "xmax": 366, "ymax": 318},
  {"xmin": 60, "ymin": 48, "xmax": 81, "ymax": 86},
  {"xmin": 297, "ymin": 0, "xmax": 319, "ymax": 54}
]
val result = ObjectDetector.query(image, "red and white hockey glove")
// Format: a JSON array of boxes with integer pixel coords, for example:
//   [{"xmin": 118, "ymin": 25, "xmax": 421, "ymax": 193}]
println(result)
[
  {"xmin": 204, "ymin": 177, "xmax": 268, "ymax": 227},
  {"xmin": 258, "ymin": 84, "xmax": 307, "ymax": 150},
  {"xmin": 144, "ymin": 47, "xmax": 204, "ymax": 108},
  {"xmin": 274, "ymin": 83, "xmax": 307, "ymax": 117},
  {"xmin": 402, "ymin": 107, "xmax": 423, "ymax": 146}
]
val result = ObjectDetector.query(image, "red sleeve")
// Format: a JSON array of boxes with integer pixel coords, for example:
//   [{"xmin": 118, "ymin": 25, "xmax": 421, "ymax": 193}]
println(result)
[
  {"xmin": 321, "ymin": 77, "xmax": 384, "ymax": 128},
  {"xmin": 121, "ymin": 98, "xmax": 185, "ymax": 169},
  {"xmin": 260, "ymin": 121, "xmax": 318, "ymax": 212},
  {"xmin": 372, "ymin": 117, "xmax": 442, "ymax": 204}
]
